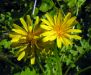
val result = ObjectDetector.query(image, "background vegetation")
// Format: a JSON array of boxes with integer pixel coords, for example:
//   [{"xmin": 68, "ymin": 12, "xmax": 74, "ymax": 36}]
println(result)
[{"xmin": 0, "ymin": 0, "xmax": 91, "ymax": 75}]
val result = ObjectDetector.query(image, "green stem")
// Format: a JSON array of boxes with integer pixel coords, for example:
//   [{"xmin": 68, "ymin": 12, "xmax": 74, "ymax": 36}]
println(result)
[
  {"xmin": 54, "ymin": 45, "xmax": 62, "ymax": 75},
  {"xmin": 56, "ymin": 0, "xmax": 65, "ymax": 16},
  {"xmin": 23, "ymin": 7, "xmax": 31, "ymax": 17},
  {"xmin": 64, "ymin": 66, "xmax": 71, "ymax": 75},
  {"xmin": 59, "ymin": 63, "xmax": 63, "ymax": 75},
  {"xmin": 38, "ymin": 63, "xmax": 45, "ymax": 73},
  {"xmin": 76, "ymin": 66, "xmax": 91, "ymax": 75},
  {"xmin": 76, "ymin": 0, "xmax": 79, "ymax": 16},
  {"xmin": 36, "ymin": 49, "xmax": 45, "ymax": 73}
]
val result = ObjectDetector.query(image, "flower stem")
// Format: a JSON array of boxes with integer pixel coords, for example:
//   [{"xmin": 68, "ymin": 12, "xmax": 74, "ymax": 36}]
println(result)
[
  {"xmin": 54, "ymin": 45, "xmax": 62, "ymax": 75},
  {"xmin": 38, "ymin": 63, "xmax": 45, "ymax": 73}
]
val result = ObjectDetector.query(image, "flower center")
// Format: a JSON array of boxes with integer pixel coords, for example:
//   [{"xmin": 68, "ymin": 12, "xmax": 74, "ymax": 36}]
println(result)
[
  {"xmin": 26, "ymin": 31, "xmax": 36, "ymax": 44},
  {"xmin": 26, "ymin": 29, "xmax": 42, "ymax": 46},
  {"xmin": 54, "ymin": 25, "xmax": 64, "ymax": 37}
]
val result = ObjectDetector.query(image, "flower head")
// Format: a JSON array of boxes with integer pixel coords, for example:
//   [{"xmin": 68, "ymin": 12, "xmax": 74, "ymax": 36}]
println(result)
[
  {"xmin": 41, "ymin": 11, "xmax": 82, "ymax": 48},
  {"xmin": 9, "ymin": 15, "xmax": 41, "ymax": 64}
]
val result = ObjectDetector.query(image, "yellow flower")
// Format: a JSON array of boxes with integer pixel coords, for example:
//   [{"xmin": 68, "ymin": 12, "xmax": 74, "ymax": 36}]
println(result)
[
  {"xmin": 9, "ymin": 15, "xmax": 41, "ymax": 64},
  {"xmin": 41, "ymin": 11, "xmax": 82, "ymax": 48}
]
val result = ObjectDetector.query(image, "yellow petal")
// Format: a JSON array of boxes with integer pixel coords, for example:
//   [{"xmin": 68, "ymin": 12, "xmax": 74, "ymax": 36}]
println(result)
[
  {"xmin": 9, "ymin": 33, "xmax": 19, "ymax": 37},
  {"xmin": 20, "ymin": 18, "xmax": 28, "ymax": 31},
  {"xmin": 42, "ymin": 34, "xmax": 56, "ymax": 42},
  {"xmin": 71, "ymin": 35, "xmax": 81, "ymax": 40},
  {"xmin": 34, "ymin": 36, "xmax": 39, "ymax": 39},
  {"xmin": 57, "ymin": 11, "xmax": 63, "ymax": 23},
  {"xmin": 17, "ymin": 51, "xmax": 25, "ymax": 61},
  {"xmin": 34, "ymin": 16, "xmax": 39, "ymax": 25},
  {"xmin": 64, "ymin": 34, "xmax": 81, "ymax": 40},
  {"xmin": 18, "ymin": 45, "xmax": 27, "ymax": 53},
  {"xmin": 13, "ymin": 24, "xmax": 25, "ymax": 31},
  {"xmin": 12, "ymin": 29, "xmax": 27, "ymax": 35},
  {"xmin": 45, "ymin": 13, "xmax": 54, "ymax": 26},
  {"xmin": 42, "ymin": 36, "xmax": 51, "ymax": 42},
  {"xmin": 66, "ymin": 17, "xmax": 76, "ymax": 27},
  {"xmin": 31, "ymin": 57, "xmax": 35, "ymax": 65},
  {"xmin": 40, "ymin": 25, "xmax": 53, "ymax": 30},
  {"xmin": 9, "ymin": 33, "xmax": 26, "ymax": 42},
  {"xmin": 20, "ymin": 36, "xmax": 26, "ymax": 39},
  {"xmin": 64, "ymin": 13, "xmax": 71, "ymax": 23},
  {"xmin": 57, "ymin": 37, "xmax": 62, "ymax": 48},
  {"xmin": 28, "ymin": 26, "xmax": 32, "ymax": 32},
  {"xmin": 41, "ymin": 19, "xmax": 51, "ymax": 26},
  {"xmin": 10, "ymin": 35, "xmax": 21, "ymax": 43},
  {"xmin": 11, "ymin": 38, "xmax": 19, "ymax": 43},
  {"xmin": 64, "ymin": 33, "xmax": 72, "ymax": 38},
  {"xmin": 26, "ymin": 15, "xmax": 32, "ymax": 25},
  {"xmin": 41, "ymin": 31, "xmax": 55, "ymax": 36},
  {"xmin": 62, "ymin": 37, "xmax": 72, "ymax": 46},
  {"xmin": 49, "ymin": 35, "xmax": 57, "ymax": 41},
  {"xmin": 54, "ymin": 14, "xmax": 57, "ymax": 25},
  {"xmin": 26, "ymin": 15, "xmax": 32, "ymax": 31},
  {"xmin": 67, "ymin": 29, "xmax": 82, "ymax": 33}
]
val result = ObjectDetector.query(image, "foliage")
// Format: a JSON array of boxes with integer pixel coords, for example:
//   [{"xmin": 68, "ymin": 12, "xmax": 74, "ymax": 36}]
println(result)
[
  {"xmin": 39, "ymin": 0, "xmax": 54, "ymax": 12},
  {"xmin": 0, "ymin": 39, "xmax": 11, "ymax": 51},
  {"xmin": 14, "ymin": 67, "xmax": 39, "ymax": 75},
  {"xmin": 0, "ymin": 12, "xmax": 13, "ymax": 35},
  {"xmin": 0, "ymin": 0, "xmax": 91, "ymax": 75}
]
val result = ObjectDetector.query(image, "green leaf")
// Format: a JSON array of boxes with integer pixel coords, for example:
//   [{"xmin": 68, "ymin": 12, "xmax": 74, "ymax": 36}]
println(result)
[
  {"xmin": 39, "ymin": 2, "xmax": 49, "ymax": 12},
  {"xmin": 33, "ymin": 7, "xmax": 39, "ymax": 16},
  {"xmin": 0, "ymin": 39, "xmax": 11, "ymax": 49},
  {"xmin": 14, "ymin": 72, "xmax": 20, "ymax": 75},
  {"xmin": 14, "ymin": 68, "xmax": 38, "ymax": 75},
  {"xmin": 20, "ymin": 68, "xmax": 38, "ymax": 75},
  {"xmin": 70, "ymin": 50, "xmax": 78, "ymax": 56},
  {"xmin": 39, "ymin": 0, "xmax": 54, "ymax": 12},
  {"xmin": 80, "ymin": 40, "xmax": 90, "ymax": 49},
  {"xmin": 66, "ymin": 0, "xmax": 77, "ymax": 8},
  {"xmin": 77, "ymin": 0, "xmax": 86, "ymax": 8},
  {"xmin": 44, "ymin": 64, "xmax": 51, "ymax": 75},
  {"xmin": 76, "ymin": 46, "xmax": 84, "ymax": 54}
]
